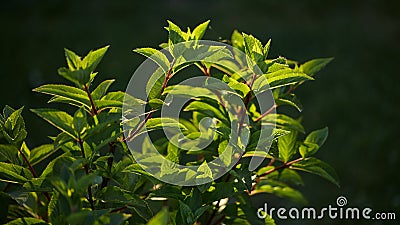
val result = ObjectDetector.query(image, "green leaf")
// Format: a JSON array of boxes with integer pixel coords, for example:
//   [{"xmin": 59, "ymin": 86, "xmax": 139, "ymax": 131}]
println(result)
[
  {"xmin": 29, "ymin": 144, "xmax": 56, "ymax": 166},
  {"xmin": 1, "ymin": 106, "xmax": 27, "ymax": 144},
  {"xmin": 73, "ymin": 108, "xmax": 87, "ymax": 135},
  {"xmin": 191, "ymin": 20, "xmax": 210, "ymax": 40},
  {"xmin": 58, "ymin": 67, "xmax": 90, "ymax": 88},
  {"xmin": 256, "ymin": 180, "xmax": 307, "ymax": 205},
  {"xmin": 91, "ymin": 79, "xmax": 115, "ymax": 100},
  {"xmin": 275, "ymin": 93, "xmax": 303, "ymax": 112},
  {"xmin": 279, "ymin": 168, "xmax": 304, "ymax": 186},
  {"xmin": 64, "ymin": 48, "xmax": 81, "ymax": 70},
  {"xmin": 243, "ymin": 33, "xmax": 264, "ymax": 63},
  {"xmin": 299, "ymin": 127, "xmax": 329, "ymax": 157},
  {"xmin": 134, "ymin": 48, "xmax": 170, "ymax": 73},
  {"xmin": 81, "ymin": 45, "xmax": 110, "ymax": 74},
  {"xmin": 0, "ymin": 162, "xmax": 33, "ymax": 183},
  {"xmin": 66, "ymin": 210, "xmax": 109, "ymax": 225},
  {"xmin": 146, "ymin": 68, "xmax": 165, "ymax": 100},
  {"xmin": 231, "ymin": 30, "xmax": 244, "ymax": 51},
  {"xmin": 262, "ymin": 114, "xmax": 305, "ymax": 133},
  {"xmin": 146, "ymin": 207, "xmax": 169, "ymax": 225},
  {"xmin": 0, "ymin": 144, "xmax": 19, "ymax": 164},
  {"xmin": 167, "ymin": 21, "xmax": 187, "ymax": 57},
  {"xmin": 184, "ymin": 100, "xmax": 228, "ymax": 125},
  {"xmin": 178, "ymin": 201, "xmax": 195, "ymax": 225},
  {"xmin": 144, "ymin": 117, "xmax": 187, "ymax": 133},
  {"xmin": 278, "ymin": 130, "xmax": 298, "ymax": 163},
  {"xmin": 167, "ymin": 20, "xmax": 186, "ymax": 44},
  {"xmin": 265, "ymin": 70, "xmax": 314, "ymax": 89},
  {"xmin": 31, "ymin": 108, "xmax": 76, "ymax": 139},
  {"xmin": 96, "ymin": 186, "xmax": 147, "ymax": 207},
  {"xmin": 5, "ymin": 218, "xmax": 48, "ymax": 225},
  {"xmin": 94, "ymin": 99, "xmax": 122, "ymax": 110},
  {"xmin": 148, "ymin": 186, "xmax": 184, "ymax": 200},
  {"xmin": 202, "ymin": 182, "xmax": 237, "ymax": 204},
  {"xmin": 300, "ymin": 57, "xmax": 333, "ymax": 76},
  {"xmin": 196, "ymin": 161, "xmax": 213, "ymax": 184},
  {"xmin": 291, "ymin": 157, "xmax": 339, "ymax": 187}
]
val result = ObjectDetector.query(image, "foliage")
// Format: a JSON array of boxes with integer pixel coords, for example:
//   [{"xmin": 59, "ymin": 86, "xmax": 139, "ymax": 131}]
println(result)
[{"xmin": 0, "ymin": 21, "xmax": 336, "ymax": 225}]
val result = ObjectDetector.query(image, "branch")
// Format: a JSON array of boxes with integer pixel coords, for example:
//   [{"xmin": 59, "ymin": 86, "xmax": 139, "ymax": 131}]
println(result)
[
  {"xmin": 124, "ymin": 59, "xmax": 176, "ymax": 142},
  {"xmin": 251, "ymin": 157, "xmax": 304, "ymax": 192},
  {"xmin": 84, "ymin": 84, "xmax": 98, "ymax": 116}
]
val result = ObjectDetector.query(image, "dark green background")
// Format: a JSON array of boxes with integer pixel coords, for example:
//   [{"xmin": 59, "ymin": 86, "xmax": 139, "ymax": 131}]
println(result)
[{"xmin": 1, "ymin": 0, "xmax": 399, "ymax": 224}]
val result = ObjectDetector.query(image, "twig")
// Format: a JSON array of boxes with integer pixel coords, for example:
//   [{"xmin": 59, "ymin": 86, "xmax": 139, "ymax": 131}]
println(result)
[{"xmin": 254, "ymin": 103, "xmax": 277, "ymax": 123}]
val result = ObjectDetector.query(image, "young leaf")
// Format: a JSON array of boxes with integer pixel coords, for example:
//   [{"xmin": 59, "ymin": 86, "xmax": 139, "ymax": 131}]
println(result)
[
  {"xmin": 243, "ymin": 33, "xmax": 264, "ymax": 63},
  {"xmin": 167, "ymin": 21, "xmax": 187, "ymax": 57},
  {"xmin": 191, "ymin": 20, "xmax": 210, "ymax": 40},
  {"xmin": 299, "ymin": 127, "xmax": 329, "ymax": 157},
  {"xmin": 2, "ymin": 106, "xmax": 27, "ymax": 144},
  {"xmin": 231, "ymin": 30, "xmax": 244, "ymax": 51},
  {"xmin": 300, "ymin": 57, "xmax": 333, "ymax": 76},
  {"xmin": 31, "ymin": 108, "xmax": 76, "ymax": 139},
  {"xmin": 58, "ymin": 67, "xmax": 90, "ymax": 88},
  {"xmin": 64, "ymin": 48, "xmax": 82, "ymax": 70},
  {"xmin": 91, "ymin": 79, "xmax": 115, "ymax": 100},
  {"xmin": 291, "ymin": 157, "xmax": 339, "ymax": 187},
  {"xmin": 81, "ymin": 45, "xmax": 110, "ymax": 75}
]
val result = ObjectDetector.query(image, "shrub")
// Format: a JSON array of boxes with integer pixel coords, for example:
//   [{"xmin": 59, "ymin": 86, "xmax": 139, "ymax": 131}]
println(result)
[{"xmin": 0, "ymin": 20, "xmax": 336, "ymax": 225}]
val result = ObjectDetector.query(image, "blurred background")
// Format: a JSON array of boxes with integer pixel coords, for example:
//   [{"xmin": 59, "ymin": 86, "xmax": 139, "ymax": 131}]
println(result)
[{"xmin": 1, "ymin": 0, "xmax": 399, "ymax": 224}]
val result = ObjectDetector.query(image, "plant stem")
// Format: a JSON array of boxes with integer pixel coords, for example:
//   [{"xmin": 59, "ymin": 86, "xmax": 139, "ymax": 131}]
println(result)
[
  {"xmin": 254, "ymin": 103, "xmax": 277, "ymax": 123},
  {"xmin": 124, "ymin": 111, "xmax": 153, "ymax": 142},
  {"xmin": 78, "ymin": 139, "xmax": 95, "ymax": 210},
  {"xmin": 101, "ymin": 142, "xmax": 116, "ymax": 188},
  {"xmin": 84, "ymin": 84, "xmax": 98, "ymax": 116},
  {"xmin": 18, "ymin": 147, "xmax": 51, "ymax": 202},
  {"xmin": 18, "ymin": 148, "xmax": 38, "ymax": 178},
  {"xmin": 206, "ymin": 199, "xmax": 221, "ymax": 225},
  {"xmin": 124, "ymin": 59, "xmax": 175, "ymax": 142}
]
